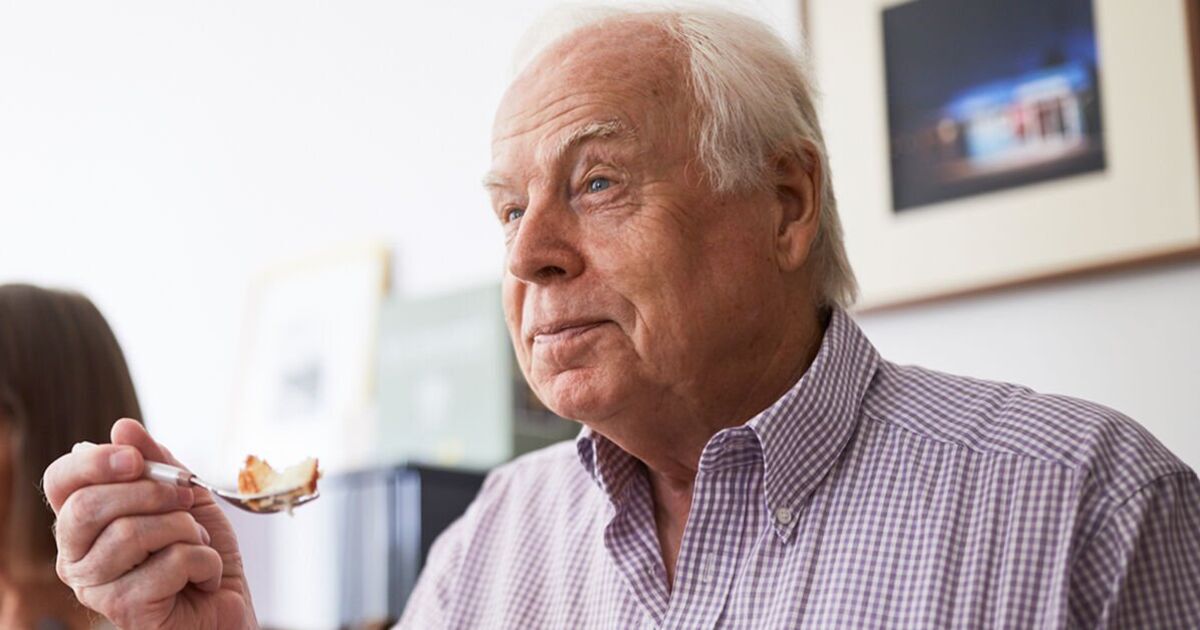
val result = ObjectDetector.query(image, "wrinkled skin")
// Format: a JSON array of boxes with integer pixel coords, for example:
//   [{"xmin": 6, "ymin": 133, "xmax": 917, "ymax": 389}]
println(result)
[{"xmin": 42, "ymin": 419, "xmax": 257, "ymax": 629}]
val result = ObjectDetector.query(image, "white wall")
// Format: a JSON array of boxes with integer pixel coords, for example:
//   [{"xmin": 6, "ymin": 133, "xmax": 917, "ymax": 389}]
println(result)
[{"xmin": 0, "ymin": 0, "xmax": 798, "ymax": 481}]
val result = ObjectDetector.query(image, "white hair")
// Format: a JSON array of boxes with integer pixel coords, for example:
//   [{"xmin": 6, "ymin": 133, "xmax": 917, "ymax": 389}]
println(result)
[{"xmin": 512, "ymin": 4, "xmax": 858, "ymax": 309}]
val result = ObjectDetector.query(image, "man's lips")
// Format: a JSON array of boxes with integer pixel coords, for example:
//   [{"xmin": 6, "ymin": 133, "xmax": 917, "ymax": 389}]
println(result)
[{"xmin": 529, "ymin": 320, "xmax": 608, "ymax": 344}]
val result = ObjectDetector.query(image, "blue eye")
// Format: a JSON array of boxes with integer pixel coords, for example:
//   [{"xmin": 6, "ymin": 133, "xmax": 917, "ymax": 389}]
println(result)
[
  {"xmin": 587, "ymin": 177, "xmax": 612, "ymax": 193},
  {"xmin": 504, "ymin": 208, "xmax": 525, "ymax": 223}
]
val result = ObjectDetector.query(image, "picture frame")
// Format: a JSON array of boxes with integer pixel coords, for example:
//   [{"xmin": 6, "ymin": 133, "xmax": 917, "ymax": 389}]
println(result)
[
  {"xmin": 801, "ymin": 0, "xmax": 1200, "ymax": 312},
  {"xmin": 224, "ymin": 242, "xmax": 392, "ymax": 478}
]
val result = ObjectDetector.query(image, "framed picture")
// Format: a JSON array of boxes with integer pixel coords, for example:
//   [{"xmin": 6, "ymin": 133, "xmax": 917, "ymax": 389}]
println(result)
[
  {"xmin": 802, "ymin": 0, "xmax": 1200, "ymax": 311},
  {"xmin": 224, "ymin": 242, "xmax": 391, "ymax": 477}
]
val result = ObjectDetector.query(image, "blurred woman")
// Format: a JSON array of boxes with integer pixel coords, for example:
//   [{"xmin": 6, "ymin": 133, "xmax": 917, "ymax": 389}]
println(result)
[{"xmin": 0, "ymin": 284, "xmax": 140, "ymax": 629}]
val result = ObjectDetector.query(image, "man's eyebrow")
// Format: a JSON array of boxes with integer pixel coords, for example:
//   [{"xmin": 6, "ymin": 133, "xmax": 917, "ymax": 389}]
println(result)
[
  {"xmin": 481, "ymin": 172, "xmax": 510, "ymax": 191},
  {"xmin": 547, "ymin": 119, "xmax": 635, "ymax": 164},
  {"xmin": 481, "ymin": 119, "xmax": 636, "ymax": 191}
]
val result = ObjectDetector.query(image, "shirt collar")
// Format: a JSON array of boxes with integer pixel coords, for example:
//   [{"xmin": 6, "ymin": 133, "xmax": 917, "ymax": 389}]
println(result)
[
  {"xmin": 576, "ymin": 424, "xmax": 642, "ymax": 506},
  {"xmin": 743, "ymin": 307, "xmax": 880, "ymax": 539},
  {"xmin": 575, "ymin": 308, "xmax": 880, "ymax": 530}
]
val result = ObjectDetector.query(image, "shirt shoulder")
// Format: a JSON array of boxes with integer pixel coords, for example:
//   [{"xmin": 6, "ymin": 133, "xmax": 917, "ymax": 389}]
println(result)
[
  {"xmin": 860, "ymin": 360, "xmax": 1190, "ymax": 504},
  {"xmin": 400, "ymin": 440, "xmax": 611, "ymax": 627},
  {"xmin": 477, "ymin": 438, "xmax": 595, "ymax": 501},
  {"xmin": 455, "ymin": 439, "xmax": 607, "ymax": 543}
]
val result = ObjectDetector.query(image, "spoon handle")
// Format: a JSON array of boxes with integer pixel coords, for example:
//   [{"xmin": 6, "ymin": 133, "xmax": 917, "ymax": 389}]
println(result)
[{"xmin": 145, "ymin": 461, "xmax": 194, "ymax": 487}]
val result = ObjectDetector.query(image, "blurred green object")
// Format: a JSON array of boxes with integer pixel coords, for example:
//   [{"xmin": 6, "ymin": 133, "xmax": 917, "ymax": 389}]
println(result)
[{"xmin": 376, "ymin": 284, "xmax": 579, "ymax": 469}]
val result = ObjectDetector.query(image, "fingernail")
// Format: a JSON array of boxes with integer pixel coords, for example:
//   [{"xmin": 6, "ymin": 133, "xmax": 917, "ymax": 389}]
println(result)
[
  {"xmin": 197, "ymin": 523, "xmax": 211, "ymax": 546},
  {"xmin": 109, "ymin": 449, "xmax": 138, "ymax": 476},
  {"xmin": 176, "ymin": 486, "xmax": 195, "ymax": 509}
]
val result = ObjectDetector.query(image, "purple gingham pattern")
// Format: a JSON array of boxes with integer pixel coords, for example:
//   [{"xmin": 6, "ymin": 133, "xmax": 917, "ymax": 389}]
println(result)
[{"xmin": 399, "ymin": 309, "xmax": 1200, "ymax": 629}]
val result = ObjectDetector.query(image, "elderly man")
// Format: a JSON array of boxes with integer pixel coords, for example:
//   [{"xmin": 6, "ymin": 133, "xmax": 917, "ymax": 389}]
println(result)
[{"xmin": 43, "ymin": 7, "xmax": 1200, "ymax": 629}]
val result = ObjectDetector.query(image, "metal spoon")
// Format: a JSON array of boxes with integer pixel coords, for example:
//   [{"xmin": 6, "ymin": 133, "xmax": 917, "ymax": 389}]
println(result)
[
  {"xmin": 145, "ymin": 461, "xmax": 320, "ymax": 514},
  {"xmin": 72, "ymin": 441, "xmax": 320, "ymax": 514}
]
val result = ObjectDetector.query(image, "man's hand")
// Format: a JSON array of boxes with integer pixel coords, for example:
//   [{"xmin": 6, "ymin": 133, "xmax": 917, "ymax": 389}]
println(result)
[{"xmin": 43, "ymin": 418, "xmax": 258, "ymax": 629}]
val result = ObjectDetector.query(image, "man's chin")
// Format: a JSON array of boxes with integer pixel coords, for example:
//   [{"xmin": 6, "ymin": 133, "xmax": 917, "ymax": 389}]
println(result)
[{"xmin": 537, "ymin": 367, "xmax": 623, "ymax": 422}]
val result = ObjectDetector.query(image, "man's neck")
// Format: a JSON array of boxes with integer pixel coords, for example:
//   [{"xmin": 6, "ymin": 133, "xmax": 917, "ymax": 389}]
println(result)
[
  {"xmin": 606, "ymin": 304, "xmax": 827, "ymax": 481},
  {"xmin": 628, "ymin": 305, "xmax": 829, "ymax": 590},
  {"xmin": 646, "ymin": 464, "xmax": 694, "ymax": 591}
]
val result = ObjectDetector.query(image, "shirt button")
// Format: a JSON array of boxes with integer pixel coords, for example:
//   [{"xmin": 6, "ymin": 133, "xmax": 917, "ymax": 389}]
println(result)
[{"xmin": 775, "ymin": 507, "xmax": 794, "ymax": 525}]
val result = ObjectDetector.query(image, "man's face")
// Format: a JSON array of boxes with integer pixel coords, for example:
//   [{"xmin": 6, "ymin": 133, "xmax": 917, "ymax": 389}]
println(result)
[{"xmin": 488, "ymin": 22, "xmax": 788, "ymax": 427}]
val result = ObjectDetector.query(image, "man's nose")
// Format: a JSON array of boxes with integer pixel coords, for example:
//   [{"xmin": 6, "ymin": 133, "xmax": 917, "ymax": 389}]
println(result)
[{"xmin": 506, "ymin": 197, "xmax": 585, "ymax": 284}]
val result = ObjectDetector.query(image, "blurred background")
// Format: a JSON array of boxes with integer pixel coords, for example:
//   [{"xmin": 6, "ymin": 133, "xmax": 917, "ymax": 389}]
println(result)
[{"xmin": 2, "ymin": 0, "xmax": 1198, "ymax": 628}]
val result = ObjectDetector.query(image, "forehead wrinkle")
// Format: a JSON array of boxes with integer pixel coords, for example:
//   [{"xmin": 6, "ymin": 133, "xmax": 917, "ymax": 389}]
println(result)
[
  {"xmin": 485, "ymin": 119, "xmax": 637, "ymax": 193},
  {"xmin": 540, "ymin": 119, "xmax": 636, "ymax": 169}
]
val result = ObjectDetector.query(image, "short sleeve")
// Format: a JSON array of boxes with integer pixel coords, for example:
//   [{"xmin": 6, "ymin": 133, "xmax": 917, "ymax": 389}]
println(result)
[{"xmin": 1069, "ymin": 471, "xmax": 1200, "ymax": 629}]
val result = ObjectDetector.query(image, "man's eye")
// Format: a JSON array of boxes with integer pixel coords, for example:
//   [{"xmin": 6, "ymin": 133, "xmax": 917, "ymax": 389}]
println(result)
[
  {"xmin": 504, "ymin": 208, "xmax": 525, "ymax": 223},
  {"xmin": 586, "ymin": 177, "xmax": 612, "ymax": 193}
]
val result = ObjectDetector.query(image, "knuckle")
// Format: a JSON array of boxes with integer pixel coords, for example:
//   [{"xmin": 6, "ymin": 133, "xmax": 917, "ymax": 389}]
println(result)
[
  {"xmin": 103, "ymin": 586, "xmax": 132, "ymax": 620},
  {"xmin": 42, "ymin": 451, "xmax": 70, "ymax": 487},
  {"xmin": 170, "ymin": 510, "xmax": 199, "ymax": 538},
  {"xmin": 161, "ymin": 542, "xmax": 186, "ymax": 564},
  {"xmin": 166, "ymin": 540, "xmax": 195, "ymax": 563},
  {"xmin": 57, "ymin": 558, "xmax": 89, "ymax": 589},
  {"xmin": 74, "ymin": 486, "xmax": 103, "ymax": 518},
  {"xmin": 41, "ymin": 455, "xmax": 73, "ymax": 513},
  {"xmin": 161, "ymin": 509, "xmax": 184, "ymax": 531},
  {"xmin": 58, "ymin": 549, "xmax": 108, "ymax": 589},
  {"xmin": 74, "ymin": 583, "xmax": 96, "ymax": 608},
  {"xmin": 115, "ymin": 584, "xmax": 137, "ymax": 611},
  {"xmin": 76, "ymin": 583, "xmax": 122, "ymax": 620},
  {"xmin": 203, "ymin": 544, "xmax": 224, "ymax": 572},
  {"xmin": 62, "ymin": 489, "xmax": 102, "ymax": 532},
  {"xmin": 55, "ymin": 553, "xmax": 71, "ymax": 584},
  {"xmin": 109, "ymin": 516, "xmax": 142, "ymax": 548}
]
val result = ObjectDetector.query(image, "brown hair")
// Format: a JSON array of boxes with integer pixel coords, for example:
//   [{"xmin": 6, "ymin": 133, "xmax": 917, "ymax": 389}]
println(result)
[{"xmin": 0, "ymin": 284, "xmax": 142, "ymax": 581}]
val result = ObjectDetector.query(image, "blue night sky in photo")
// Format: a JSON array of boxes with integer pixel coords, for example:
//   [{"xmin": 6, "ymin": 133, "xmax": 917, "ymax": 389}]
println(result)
[{"xmin": 883, "ymin": 0, "xmax": 1100, "ymax": 132}]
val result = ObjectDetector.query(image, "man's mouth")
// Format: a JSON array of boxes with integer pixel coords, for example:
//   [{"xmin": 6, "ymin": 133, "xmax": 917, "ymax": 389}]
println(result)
[{"xmin": 530, "ymin": 320, "xmax": 607, "ymax": 344}]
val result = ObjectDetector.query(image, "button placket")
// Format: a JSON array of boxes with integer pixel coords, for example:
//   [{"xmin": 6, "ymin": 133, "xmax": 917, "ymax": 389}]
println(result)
[{"xmin": 700, "ymin": 553, "xmax": 717, "ymax": 584}]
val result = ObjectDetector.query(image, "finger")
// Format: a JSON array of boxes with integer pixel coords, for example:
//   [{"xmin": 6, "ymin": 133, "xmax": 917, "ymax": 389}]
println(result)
[
  {"xmin": 55, "ymin": 479, "xmax": 195, "ymax": 562},
  {"xmin": 109, "ymin": 419, "xmax": 218, "ymax": 508},
  {"xmin": 111, "ymin": 418, "xmax": 180, "ymax": 467},
  {"xmin": 42, "ymin": 444, "xmax": 145, "ymax": 513},
  {"xmin": 77, "ymin": 543, "xmax": 223, "ymax": 614},
  {"xmin": 61, "ymin": 511, "xmax": 210, "ymax": 588}
]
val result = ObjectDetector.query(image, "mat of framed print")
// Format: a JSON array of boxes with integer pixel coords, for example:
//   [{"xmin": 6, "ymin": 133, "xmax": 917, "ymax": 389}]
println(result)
[
  {"xmin": 225, "ymin": 243, "xmax": 391, "ymax": 478},
  {"xmin": 802, "ymin": 0, "xmax": 1200, "ymax": 311}
]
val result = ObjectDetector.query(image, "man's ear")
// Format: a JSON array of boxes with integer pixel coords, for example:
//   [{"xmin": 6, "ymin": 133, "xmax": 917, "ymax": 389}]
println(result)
[{"xmin": 773, "ymin": 142, "xmax": 822, "ymax": 272}]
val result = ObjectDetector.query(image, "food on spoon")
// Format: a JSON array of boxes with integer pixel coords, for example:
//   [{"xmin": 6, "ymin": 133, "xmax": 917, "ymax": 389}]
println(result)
[{"xmin": 237, "ymin": 455, "xmax": 320, "ymax": 501}]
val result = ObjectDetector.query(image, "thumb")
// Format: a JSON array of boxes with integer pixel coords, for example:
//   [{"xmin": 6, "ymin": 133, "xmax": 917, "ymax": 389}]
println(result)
[{"xmin": 110, "ymin": 418, "xmax": 184, "ymax": 468}]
